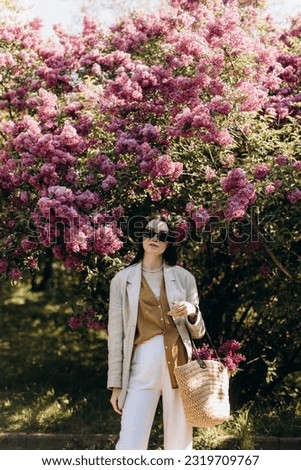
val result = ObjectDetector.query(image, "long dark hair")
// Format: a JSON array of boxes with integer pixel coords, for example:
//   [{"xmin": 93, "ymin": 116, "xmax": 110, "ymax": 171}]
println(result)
[{"xmin": 129, "ymin": 215, "xmax": 178, "ymax": 266}]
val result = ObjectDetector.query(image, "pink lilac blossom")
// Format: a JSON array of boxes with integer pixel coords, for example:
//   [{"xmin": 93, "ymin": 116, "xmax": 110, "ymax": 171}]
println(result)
[
  {"xmin": 193, "ymin": 339, "xmax": 246, "ymax": 373},
  {"xmin": 21, "ymin": 239, "xmax": 37, "ymax": 251},
  {"xmin": 237, "ymin": 80, "xmax": 267, "ymax": 112},
  {"xmin": 9, "ymin": 268, "xmax": 23, "ymax": 281},
  {"xmin": 38, "ymin": 89, "xmax": 59, "ymax": 122},
  {"xmin": 218, "ymin": 340, "xmax": 246, "ymax": 373},
  {"xmin": 52, "ymin": 245, "xmax": 65, "ymax": 260},
  {"xmin": 138, "ymin": 179, "xmax": 153, "ymax": 190},
  {"xmin": 64, "ymin": 255, "xmax": 83, "ymax": 270},
  {"xmin": 185, "ymin": 202, "xmax": 195, "ymax": 213},
  {"xmin": 34, "ymin": 182, "xmax": 123, "ymax": 258},
  {"xmin": 28, "ymin": 257, "xmax": 38, "ymax": 269},
  {"xmin": 214, "ymin": 129, "xmax": 233, "ymax": 146},
  {"xmin": 291, "ymin": 161, "xmax": 301, "ymax": 171},
  {"xmin": 68, "ymin": 315, "xmax": 85, "ymax": 330},
  {"xmin": 160, "ymin": 186, "xmax": 172, "ymax": 198},
  {"xmin": 150, "ymin": 155, "xmax": 179, "ymax": 178},
  {"xmin": 149, "ymin": 187, "xmax": 162, "ymax": 201},
  {"xmin": 68, "ymin": 306, "xmax": 106, "ymax": 330},
  {"xmin": 88, "ymin": 153, "xmax": 116, "ymax": 176},
  {"xmin": 112, "ymin": 205, "xmax": 124, "ymax": 219},
  {"xmin": 101, "ymin": 175, "xmax": 117, "ymax": 192},
  {"xmin": 264, "ymin": 184, "xmax": 276, "ymax": 195},
  {"xmin": 75, "ymin": 190, "xmax": 100, "ymax": 210},
  {"xmin": 174, "ymin": 221, "xmax": 189, "ymax": 242},
  {"xmin": 65, "ymin": 229, "xmax": 89, "ymax": 254},
  {"xmin": 93, "ymin": 225, "xmax": 123, "ymax": 256},
  {"xmin": 191, "ymin": 207, "xmax": 211, "ymax": 228},
  {"xmin": 287, "ymin": 190, "xmax": 301, "ymax": 204},
  {"xmin": 209, "ymin": 96, "xmax": 232, "ymax": 115},
  {"xmin": 83, "ymin": 306, "xmax": 97, "ymax": 319},
  {"xmin": 220, "ymin": 168, "xmax": 247, "ymax": 195},
  {"xmin": 169, "ymin": 0, "xmax": 201, "ymax": 9},
  {"xmin": 222, "ymin": 153, "xmax": 235, "ymax": 167},
  {"xmin": 86, "ymin": 320, "xmax": 106, "ymax": 330},
  {"xmin": 0, "ymin": 259, "xmax": 9, "ymax": 273},
  {"xmin": 8, "ymin": 220, "xmax": 15, "ymax": 228},
  {"xmin": 171, "ymin": 162, "xmax": 184, "ymax": 180},
  {"xmin": 275, "ymin": 154, "xmax": 288, "ymax": 165},
  {"xmin": 60, "ymin": 121, "xmax": 84, "ymax": 150},
  {"xmin": 193, "ymin": 343, "xmax": 217, "ymax": 361},
  {"xmin": 253, "ymin": 163, "xmax": 271, "ymax": 181},
  {"xmin": 19, "ymin": 191, "xmax": 29, "ymax": 204},
  {"xmin": 225, "ymin": 183, "xmax": 256, "ymax": 221}
]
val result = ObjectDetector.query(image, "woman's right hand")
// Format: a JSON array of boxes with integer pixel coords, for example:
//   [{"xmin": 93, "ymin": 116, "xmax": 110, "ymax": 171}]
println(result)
[{"xmin": 110, "ymin": 388, "xmax": 122, "ymax": 415}]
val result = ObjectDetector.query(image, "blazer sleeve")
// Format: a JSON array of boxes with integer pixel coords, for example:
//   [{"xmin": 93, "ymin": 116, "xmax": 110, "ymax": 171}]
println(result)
[
  {"xmin": 184, "ymin": 271, "xmax": 206, "ymax": 339},
  {"xmin": 107, "ymin": 274, "xmax": 124, "ymax": 390}
]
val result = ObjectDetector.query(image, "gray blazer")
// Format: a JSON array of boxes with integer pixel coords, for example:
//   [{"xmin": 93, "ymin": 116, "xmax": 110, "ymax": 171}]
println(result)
[{"xmin": 107, "ymin": 261, "xmax": 206, "ymax": 408}]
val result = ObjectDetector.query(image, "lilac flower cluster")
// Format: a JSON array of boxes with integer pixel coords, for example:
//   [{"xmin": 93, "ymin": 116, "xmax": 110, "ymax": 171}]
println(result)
[
  {"xmin": 193, "ymin": 339, "xmax": 246, "ymax": 374},
  {"xmin": 220, "ymin": 169, "xmax": 256, "ymax": 220},
  {"xmin": 68, "ymin": 306, "xmax": 106, "ymax": 331}
]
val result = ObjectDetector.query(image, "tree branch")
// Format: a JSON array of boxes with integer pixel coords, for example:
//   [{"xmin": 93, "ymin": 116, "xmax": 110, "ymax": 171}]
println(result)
[{"xmin": 252, "ymin": 213, "xmax": 301, "ymax": 283}]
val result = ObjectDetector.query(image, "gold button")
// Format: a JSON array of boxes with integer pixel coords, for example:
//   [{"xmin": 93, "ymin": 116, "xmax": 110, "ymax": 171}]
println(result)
[{"xmin": 160, "ymin": 317, "xmax": 163, "ymax": 321}]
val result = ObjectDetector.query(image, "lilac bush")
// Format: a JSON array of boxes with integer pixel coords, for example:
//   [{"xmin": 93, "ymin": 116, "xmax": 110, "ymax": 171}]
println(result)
[{"xmin": 0, "ymin": 1, "xmax": 300, "ymax": 329}]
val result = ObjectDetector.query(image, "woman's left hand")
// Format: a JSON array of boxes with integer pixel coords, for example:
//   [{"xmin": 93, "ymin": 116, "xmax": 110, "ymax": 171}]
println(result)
[{"xmin": 168, "ymin": 301, "xmax": 196, "ymax": 318}]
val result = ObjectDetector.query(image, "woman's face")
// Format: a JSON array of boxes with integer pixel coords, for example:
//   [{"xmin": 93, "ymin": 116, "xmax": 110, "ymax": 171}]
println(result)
[{"xmin": 142, "ymin": 219, "xmax": 169, "ymax": 257}]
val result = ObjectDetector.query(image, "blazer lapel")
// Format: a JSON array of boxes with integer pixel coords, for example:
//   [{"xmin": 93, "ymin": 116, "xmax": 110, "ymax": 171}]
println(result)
[
  {"xmin": 126, "ymin": 262, "xmax": 142, "ymax": 326},
  {"xmin": 163, "ymin": 263, "xmax": 177, "ymax": 309}
]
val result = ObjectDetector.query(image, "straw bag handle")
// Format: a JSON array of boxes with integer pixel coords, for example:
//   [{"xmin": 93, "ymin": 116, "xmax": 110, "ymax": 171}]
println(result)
[{"xmin": 189, "ymin": 330, "xmax": 222, "ymax": 369}]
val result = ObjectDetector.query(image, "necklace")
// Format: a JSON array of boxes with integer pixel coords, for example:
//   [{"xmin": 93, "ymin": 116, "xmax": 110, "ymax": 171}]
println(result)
[{"xmin": 142, "ymin": 264, "xmax": 163, "ymax": 273}]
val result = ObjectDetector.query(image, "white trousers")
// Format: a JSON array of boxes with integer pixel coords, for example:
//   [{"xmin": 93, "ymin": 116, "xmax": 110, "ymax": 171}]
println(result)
[{"xmin": 116, "ymin": 335, "xmax": 193, "ymax": 450}]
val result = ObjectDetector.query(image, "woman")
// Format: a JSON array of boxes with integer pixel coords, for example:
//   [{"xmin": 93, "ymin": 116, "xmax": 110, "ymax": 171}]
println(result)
[{"xmin": 107, "ymin": 215, "xmax": 206, "ymax": 450}]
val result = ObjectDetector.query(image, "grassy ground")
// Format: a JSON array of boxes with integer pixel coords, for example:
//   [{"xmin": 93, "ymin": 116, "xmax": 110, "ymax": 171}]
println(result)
[
  {"xmin": 0, "ymin": 282, "xmax": 119, "ymax": 437},
  {"xmin": 0, "ymin": 279, "xmax": 300, "ymax": 450},
  {"xmin": 0, "ymin": 280, "xmax": 171, "ymax": 449}
]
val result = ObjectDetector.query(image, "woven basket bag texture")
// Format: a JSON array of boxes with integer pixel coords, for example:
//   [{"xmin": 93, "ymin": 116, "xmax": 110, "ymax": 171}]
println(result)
[{"xmin": 174, "ymin": 359, "xmax": 230, "ymax": 428}]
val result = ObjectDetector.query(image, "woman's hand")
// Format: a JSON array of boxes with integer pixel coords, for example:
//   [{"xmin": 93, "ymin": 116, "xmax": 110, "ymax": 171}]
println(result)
[
  {"xmin": 110, "ymin": 388, "xmax": 122, "ymax": 415},
  {"xmin": 168, "ymin": 301, "xmax": 197, "ymax": 320}
]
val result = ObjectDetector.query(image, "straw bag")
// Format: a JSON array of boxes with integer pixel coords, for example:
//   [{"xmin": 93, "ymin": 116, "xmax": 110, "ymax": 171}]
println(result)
[{"xmin": 174, "ymin": 332, "xmax": 230, "ymax": 428}]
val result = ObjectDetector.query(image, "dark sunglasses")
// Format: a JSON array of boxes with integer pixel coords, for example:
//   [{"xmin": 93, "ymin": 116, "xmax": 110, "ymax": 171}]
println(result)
[{"xmin": 142, "ymin": 228, "xmax": 170, "ymax": 242}]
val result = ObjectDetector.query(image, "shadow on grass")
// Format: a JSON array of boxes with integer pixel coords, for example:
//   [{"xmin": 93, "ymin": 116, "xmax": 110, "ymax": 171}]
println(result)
[{"xmin": 0, "ymin": 283, "xmax": 120, "ymax": 441}]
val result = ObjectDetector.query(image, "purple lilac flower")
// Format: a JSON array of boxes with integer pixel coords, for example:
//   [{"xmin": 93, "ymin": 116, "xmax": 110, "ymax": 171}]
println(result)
[
  {"xmin": 193, "ymin": 339, "xmax": 246, "ymax": 373},
  {"xmin": 68, "ymin": 315, "xmax": 84, "ymax": 330},
  {"xmin": 253, "ymin": 163, "xmax": 270, "ymax": 181}
]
